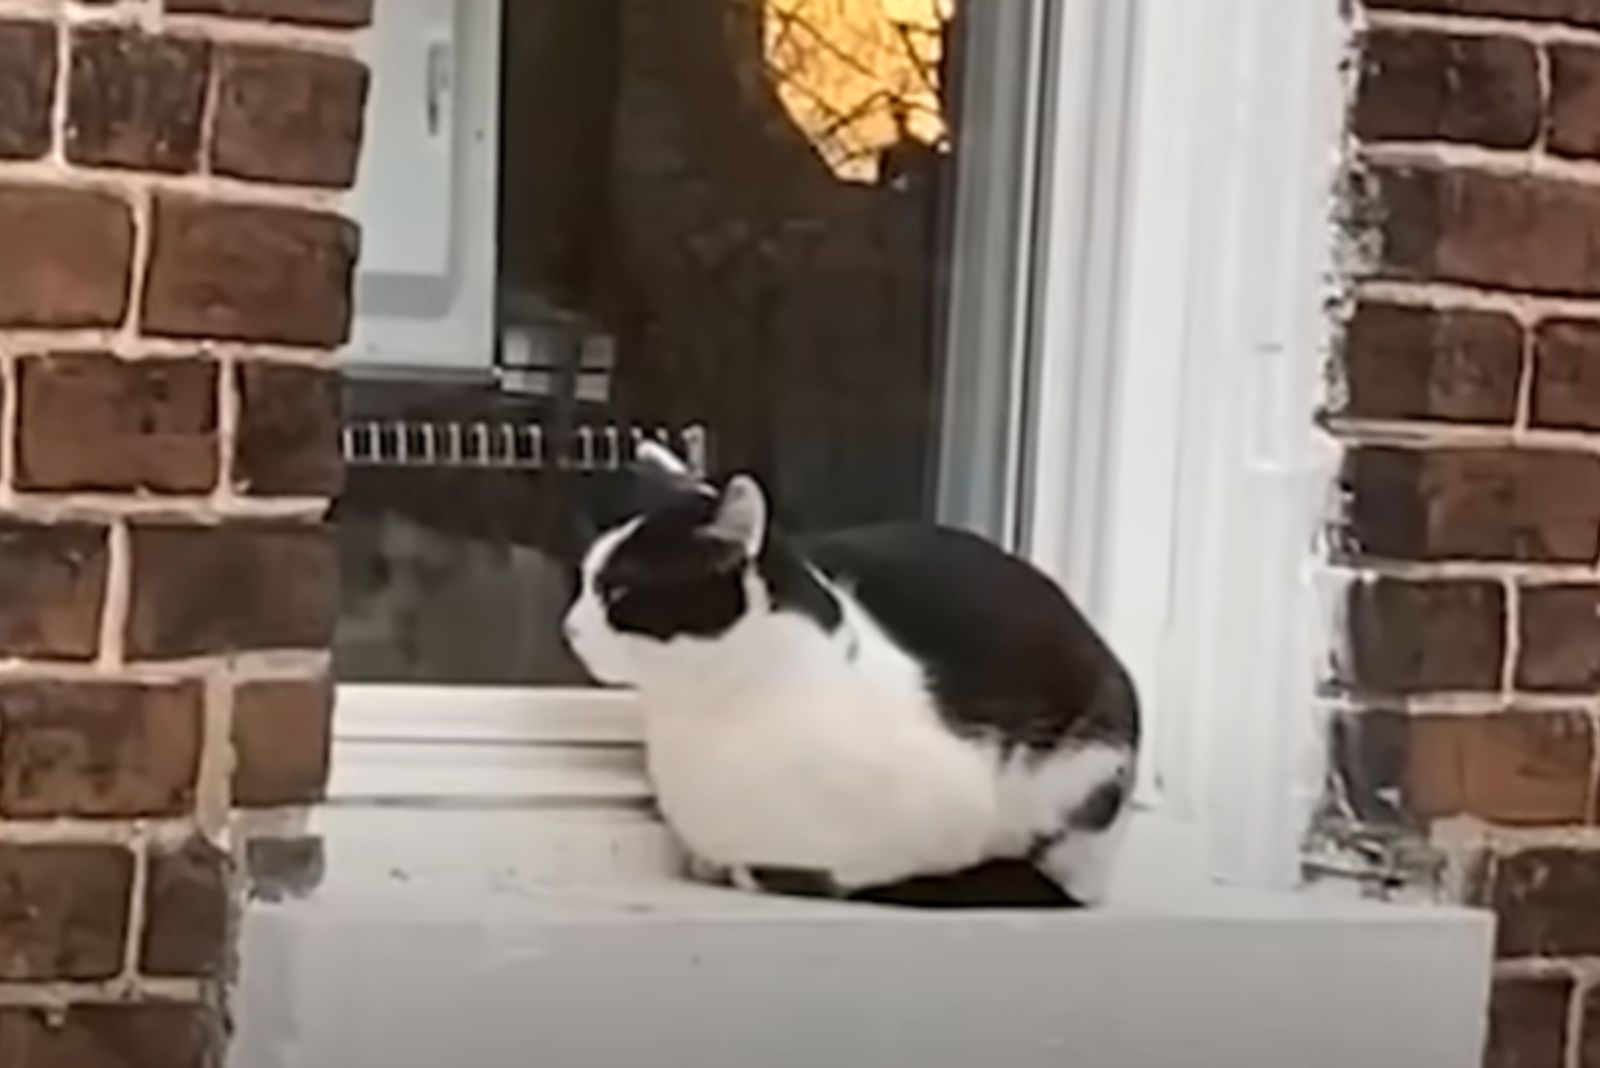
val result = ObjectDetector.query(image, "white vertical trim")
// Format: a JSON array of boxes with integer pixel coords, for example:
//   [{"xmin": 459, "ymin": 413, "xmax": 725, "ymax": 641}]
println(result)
[
  {"xmin": 1018, "ymin": 0, "xmax": 1138, "ymax": 596},
  {"xmin": 1019, "ymin": 0, "xmax": 1343, "ymax": 889},
  {"xmin": 1184, "ymin": 0, "xmax": 1344, "ymax": 889}
]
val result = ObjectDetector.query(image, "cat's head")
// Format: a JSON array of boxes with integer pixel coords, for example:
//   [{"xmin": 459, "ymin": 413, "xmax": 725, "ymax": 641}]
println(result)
[{"xmin": 563, "ymin": 441, "xmax": 773, "ymax": 686}]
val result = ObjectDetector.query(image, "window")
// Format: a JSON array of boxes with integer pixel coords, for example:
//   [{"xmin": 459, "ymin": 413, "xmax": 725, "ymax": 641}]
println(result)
[{"xmin": 331, "ymin": 0, "xmax": 1344, "ymax": 897}]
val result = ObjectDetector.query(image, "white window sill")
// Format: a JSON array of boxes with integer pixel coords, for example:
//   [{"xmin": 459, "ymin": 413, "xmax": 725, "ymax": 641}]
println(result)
[
  {"xmin": 230, "ymin": 793, "xmax": 1493, "ymax": 1068},
  {"xmin": 261, "ymin": 689, "xmax": 1492, "ymax": 1068}
]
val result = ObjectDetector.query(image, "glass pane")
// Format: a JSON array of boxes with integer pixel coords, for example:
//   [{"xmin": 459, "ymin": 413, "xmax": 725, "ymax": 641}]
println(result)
[{"xmin": 335, "ymin": 0, "xmax": 1036, "ymax": 686}]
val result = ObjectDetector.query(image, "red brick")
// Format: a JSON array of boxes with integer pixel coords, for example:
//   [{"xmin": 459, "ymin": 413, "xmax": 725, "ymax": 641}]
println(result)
[
  {"xmin": 1484, "ymin": 977, "xmax": 1572, "ymax": 1068},
  {"xmin": 127, "ymin": 523, "xmax": 336, "ymax": 658},
  {"xmin": 1368, "ymin": 0, "xmax": 1600, "ymax": 25},
  {"xmin": 0, "ymin": 523, "xmax": 107, "ymax": 661},
  {"xmin": 1492, "ymin": 847, "xmax": 1600, "ymax": 956},
  {"xmin": 1518, "ymin": 585, "xmax": 1600, "ymax": 691},
  {"xmin": 1376, "ymin": 166, "xmax": 1600, "ymax": 297},
  {"xmin": 1534, "ymin": 319, "xmax": 1600, "ymax": 430},
  {"xmin": 232, "ymin": 677, "xmax": 331, "ymax": 806},
  {"xmin": 212, "ymin": 45, "xmax": 368, "ymax": 188},
  {"xmin": 0, "ymin": 681, "xmax": 201, "ymax": 818},
  {"xmin": 1340, "ymin": 579, "xmax": 1505, "ymax": 693},
  {"xmin": 0, "ymin": 21, "xmax": 56, "ymax": 160},
  {"xmin": 17, "ymin": 354, "xmax": 218, "ymax": 493},
  {"xmin": 1341, "ymin": 303, "xmax": 1521, "ymax": 423},
  {"xmin": 0, "ymin": 844, "xmax": 131, "ymax": 980},
  {"xmin": 1355, "ymin": 30, "xmax": 1538, "ymax": 148},
  {"xmin": 67, "ymin": 27, "xmax": 208, "ymax": 173},
  {"xmin": 0, "ymin": 185, "xmax": 133, "ymax": 328},
  {"xmin": 234, "ymin": 363, "xmax": 342, "ymax": 496},
  {"xmin": 1342, "ymin": 447, "xmax": 1600, "ymax": 563},
  {"xmin": 142, "ymin": 196, "xmax": 359, "ymax": 346},
  {"xmin": 141, "ymin": 835, "xmax": 230, "ymax": 977},
  {"xmin": 0, "ymin": 1003, "xmax": 221, "ymax": 1068},
  {"xmin": 1404, "ymin": 712, "xmax": 1594, "ymax": 825},
  {"xmin": 1549, "ymin": 44, "xmax": 1600, "ymax": 159},
  {"xmin": 165, "ymin": 0, "xmax": 372, "ymax": 26}
]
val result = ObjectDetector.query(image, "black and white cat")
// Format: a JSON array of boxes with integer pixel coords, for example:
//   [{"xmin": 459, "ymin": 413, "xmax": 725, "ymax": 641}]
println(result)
[{"xmin": 564, "ymin": 443, "xmax": 1139, "ymax": 907}]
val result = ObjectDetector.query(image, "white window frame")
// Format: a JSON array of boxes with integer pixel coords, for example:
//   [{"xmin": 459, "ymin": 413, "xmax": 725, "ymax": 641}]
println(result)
[
  {"xmin": 332, "ymin": 0, "xmax": 1347, "ymax": 897},
  {"xmin": 1019, "ymin": 0, "xmax": 1345, "ymax": 893}
]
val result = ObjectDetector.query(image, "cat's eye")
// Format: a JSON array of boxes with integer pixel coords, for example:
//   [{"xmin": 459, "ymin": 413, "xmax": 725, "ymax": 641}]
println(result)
[{"xmin": 600, "ymin": 585, "xmax": 628, "ymax": 606}]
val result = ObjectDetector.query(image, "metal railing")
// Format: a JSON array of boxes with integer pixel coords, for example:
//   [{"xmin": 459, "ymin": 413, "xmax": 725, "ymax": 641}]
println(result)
[{"xmin": 341, "ymin": 420, "xmax": 709, "ymax": 477}]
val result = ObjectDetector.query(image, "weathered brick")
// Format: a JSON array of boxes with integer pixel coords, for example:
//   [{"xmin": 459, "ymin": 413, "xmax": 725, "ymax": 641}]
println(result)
[
  {"xmin": 1549, "ymin": 45, "xmax": 1600, "ymax": 160},
  {"xmin": 232, "ymin": 677, "xmax": 331, "ymax": 806},
  {"xmin": 1404, "ymin": 712, "xmax": 1594, "ymax": 824},
  {"xmin": 1342, "ymin": 447, "xmax": 1600, "ymax": 563},
  {"xmin": 1484, "ymin": 977, "xmax": 1572, "ymax": 1068},
  {"xmin": 1355, "ymin": 30, "xmax": 1538, "ymax": 148},
  {"xmin": 0, "ymin": 524, "xmax": 107, "ymax": 661},
  {"xmin": 1376, "ymin": 166, "xmax": 1600, "ymax": 297},
  {"xmin": 1340, "ymin": 579, "xmax": 1505, "ymax": 693},
  {"xmin": 0, "ymin": 1004, "xmax": 221, "ymax": 1068},
  {"xmin": 1368, "ymin": 0, "xmax": 1600, "ymax": 25},
  {"xmin": 141, "ymin": 835, "xmax": 230, "ymax": 977},
  {"xmin": 1534, "ymin": 318, "xmax": 1600, "ymax": 431},
  {"xmin": 67, "ymin": 27, "xmax": 208, "ymax": 173},
  {"xmin": 0, "ymin": 681, "xmax": 201, "ymax": 818},
  {"xmin": 0, "ymin": 21, "xmax": 56, "ymax": 160},
  {"xmin": 1492, "ymin": 847, "xmax": 1600, "ymax": 956},
  {"xmin": 234, "ymin": 363, "xmax": 342, "ymax": 496},
  {"xmin": 1333, "ymin": 709, "xmax": 1598, "ymax": 827},
  {"xmin": 0, "ymin": 185, "xmax": 133, "ymax": 328},
  {"xmin": 17, "ymin": 354, "xmax": 218, "ymax": 493},
  {"xmin": 1519, "ymin": 585, "xmax": 1600, "ymax": 691},
  {"xmin": 0, "ymin": 844, "xmax": 131, "ymax": 980},
  {"xmin": 142, "ymin": 196, "xmax": 359, "ymax": 346},
  {"xmin": 165, "ymin": 0, "xmax": 372, "ymax": 26},
  {"xmin": 212, "ymin": 45, "xmax": 368, "ymax": 187},
  {"xmin": 1341, "ymin": 303, "xmax": 1521, "ymax": 423},
  {"xmin": 127, "ymin": 523, "xmax": 336, "ymax": 658}
]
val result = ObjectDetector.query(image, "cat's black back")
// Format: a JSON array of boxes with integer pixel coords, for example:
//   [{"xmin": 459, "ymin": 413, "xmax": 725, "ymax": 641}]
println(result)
[{"xmin": 799, "ymin": 524, "xmax": 1139, "ymax": 752}]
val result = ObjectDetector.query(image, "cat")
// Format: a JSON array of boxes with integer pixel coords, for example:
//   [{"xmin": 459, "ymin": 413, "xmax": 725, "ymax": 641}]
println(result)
[{"xmin": 563, "ymin": 442, "xmax": 1140, "ymax": 907}]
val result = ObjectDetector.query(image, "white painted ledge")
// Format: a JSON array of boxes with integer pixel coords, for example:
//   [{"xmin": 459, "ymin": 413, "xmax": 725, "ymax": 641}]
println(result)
[{"xmin": 229, "ymin": 807, "xmax": 1493, "ymax": 1068}]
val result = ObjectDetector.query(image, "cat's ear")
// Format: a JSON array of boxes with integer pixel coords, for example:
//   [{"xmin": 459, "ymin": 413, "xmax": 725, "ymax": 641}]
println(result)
[
  {"xmin": 706, "ymin": 474, "xmax": 767, "ymax": 558},
  {"xmin": 630, "ymin": 439, "xmax": 709, "ymax": 508},
  {"xmin": 635, "ymin": 440, "xmax": 691, "ymax": 480}
]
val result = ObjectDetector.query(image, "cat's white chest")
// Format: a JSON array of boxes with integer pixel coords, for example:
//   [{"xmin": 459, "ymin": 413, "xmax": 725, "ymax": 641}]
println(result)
[{"xmin": 642, "ymin": 666, "xmax": 999, "ymax": 889}]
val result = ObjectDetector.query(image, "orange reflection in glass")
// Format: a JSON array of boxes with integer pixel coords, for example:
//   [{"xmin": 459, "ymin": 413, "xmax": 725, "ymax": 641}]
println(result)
[{"xmin": 762, "ymin": 0, "xmax": 954, "ymax": 182}]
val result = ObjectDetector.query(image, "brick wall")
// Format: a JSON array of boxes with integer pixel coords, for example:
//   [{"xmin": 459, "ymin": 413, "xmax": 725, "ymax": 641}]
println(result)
[
  {"xmin": 0, "ymin": 0, "xmax": 366, "ymax": 1063},
  {"xmin": 1335, "ymin": 2, "xmax": 1600, "ymax": 1066}
]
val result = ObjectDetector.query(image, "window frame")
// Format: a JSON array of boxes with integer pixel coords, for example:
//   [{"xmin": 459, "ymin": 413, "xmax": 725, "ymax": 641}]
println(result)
[
  {"xmin": 1022, "ymin": 0, "xmax": 1345, "ymax": 891},
  {"xmin": 332, "ymin": 0, "xmax": 1347, "ymax": 896}
]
